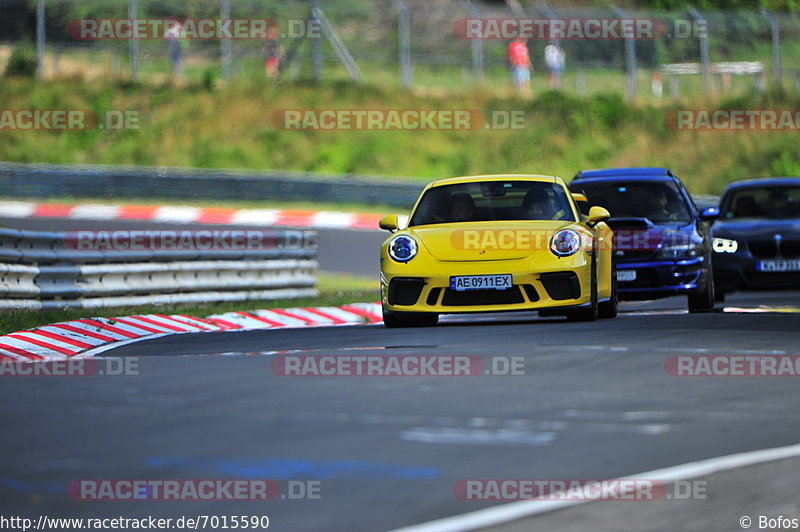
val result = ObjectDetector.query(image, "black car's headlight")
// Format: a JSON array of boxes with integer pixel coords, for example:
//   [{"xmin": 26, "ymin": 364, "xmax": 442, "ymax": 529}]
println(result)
[
  {"xmin": 550, "ymin": 229, "xmax": 581, "ymax": 257},
  {"xmin": 657, "ymin": 243, "xmax": 701, "ymax": 259},
  {"xmin": 712, "ymin": 237, "xmax": 739, "ymax": 254},
  {"xmin": 388, "ymin": 235, "xmax": 418, "ymax": 262}
]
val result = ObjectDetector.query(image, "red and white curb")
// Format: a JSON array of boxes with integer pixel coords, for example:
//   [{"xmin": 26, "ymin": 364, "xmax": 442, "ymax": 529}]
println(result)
[
  {"xmin": 0, "ymin": 302, "xmax": 382, "ymax": 361},
  {"xmin": 0, "ymin": 200, "xmax": 383, "ymax": 231}
]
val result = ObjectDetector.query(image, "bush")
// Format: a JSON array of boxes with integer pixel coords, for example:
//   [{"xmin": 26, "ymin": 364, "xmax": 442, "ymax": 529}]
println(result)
[{"xmin": 5, "ymin": 43, "xmax": 37, "ymax": 78}]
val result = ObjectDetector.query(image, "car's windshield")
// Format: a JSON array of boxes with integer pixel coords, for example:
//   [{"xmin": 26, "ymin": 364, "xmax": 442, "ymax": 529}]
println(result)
[
  {"xmin": 720, "ymin": 186, "xmax": 800, "ymax": 219},
  {"xmin": 408, "ymin": 181, "xmax": 575, "ymax": 226},
  {"xmin": 573, "ymin": 181, "xmax": 693, "ymax": 223}
]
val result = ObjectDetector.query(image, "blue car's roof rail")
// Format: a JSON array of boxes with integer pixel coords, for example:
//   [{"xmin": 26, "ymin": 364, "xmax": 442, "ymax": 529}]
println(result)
[{"xmin": 573, "ymin": 167, "xmax": 677, "ymax": 180}]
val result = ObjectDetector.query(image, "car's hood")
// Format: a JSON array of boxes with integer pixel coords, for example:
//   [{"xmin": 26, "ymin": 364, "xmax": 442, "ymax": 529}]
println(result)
[
  {"xmin": 607, "ymin": 218, "xmax": 697, "ymax": 251},
  {"xmin": 409, "ymin": 220, "xmax": 575, "ymax": 261},
  {"xmin": 711, "ymin": 219, "xmax": 800, "ymax": 240}
]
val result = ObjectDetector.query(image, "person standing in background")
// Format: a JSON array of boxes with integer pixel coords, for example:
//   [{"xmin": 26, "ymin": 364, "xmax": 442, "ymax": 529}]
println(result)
[
  {"xmin": 165, "ymin": 19, "xmax": 184, "ymax": 80},
  {"xmin": 508, "ymin": 37, "xmax": 532, "ymax": 97},
  {"xmin": 263, "ymin": 23, "xmax": 283, "ymax": 80},
  {"xmin": 544, "ymin": 42, "xmax": 565, "ymax": 90}
]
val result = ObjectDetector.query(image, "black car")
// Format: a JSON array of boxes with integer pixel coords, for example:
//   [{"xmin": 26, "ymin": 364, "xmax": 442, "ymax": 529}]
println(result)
[
  {"xmin": 710, "ymin": 177, "xmax": 800, "ymax": 298},
  {"xmin": 571, "ymin": 167, "xmax": 718, "ymax": 313}
]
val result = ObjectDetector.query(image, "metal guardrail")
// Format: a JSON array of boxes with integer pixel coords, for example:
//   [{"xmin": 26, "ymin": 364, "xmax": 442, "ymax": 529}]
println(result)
[
  {"xmin": 0, "ymin": 228, "xmax": 319, "ymax": 310},
  {"xmin": 0, "ymin": 162, "xmax": 425, "ymax": 209}
]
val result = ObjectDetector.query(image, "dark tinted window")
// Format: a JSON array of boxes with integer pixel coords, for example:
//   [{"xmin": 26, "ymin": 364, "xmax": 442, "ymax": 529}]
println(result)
[
  {"xmin": 573, "ymin": 181, "xmax": 692, "ymax": 223},
  {"xmin": 409, "ymin": 181, "xmax": 575, "ymax": 226},
  {"xmin": 720, "ymin": 186, "xmax": 800, "ymax": 219}
]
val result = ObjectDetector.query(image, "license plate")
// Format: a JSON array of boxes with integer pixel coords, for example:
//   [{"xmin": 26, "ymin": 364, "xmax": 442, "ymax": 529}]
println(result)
[
  {"xmin": 617, "ymin": 270, "xmax": 637, "ymax": 282},
  {"xmin": 450, "ymin": 274, "xmax": 512, "ymax": 291},
  {"xmin": 757, "ymin": 260, "xmax": 800, "ymax": 272}
]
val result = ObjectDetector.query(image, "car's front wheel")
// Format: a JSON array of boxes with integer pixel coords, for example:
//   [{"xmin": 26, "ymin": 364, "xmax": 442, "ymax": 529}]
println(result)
[
  {"xmin": 382, "ymin": 308, "xmax": 439, "ymax": 328},
  {"xmin": 688, "ymin": 275, "xmax": 715, "ymax": 313}
]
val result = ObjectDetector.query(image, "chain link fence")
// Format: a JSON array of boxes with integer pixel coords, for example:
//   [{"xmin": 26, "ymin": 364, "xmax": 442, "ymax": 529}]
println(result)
[{"xmin": 1, "ymin": 0, "xmax": 799, "ymax": 101}]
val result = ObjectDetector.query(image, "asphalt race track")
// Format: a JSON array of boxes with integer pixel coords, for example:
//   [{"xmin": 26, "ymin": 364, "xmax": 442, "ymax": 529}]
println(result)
[{"xmin": 2, "ymin": 217, "xmax": 800, "ymax": 531}]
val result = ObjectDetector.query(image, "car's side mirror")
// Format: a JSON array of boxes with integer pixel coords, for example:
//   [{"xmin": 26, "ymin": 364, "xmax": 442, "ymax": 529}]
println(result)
[
  {"xmin": 699, "ymin": 207, "xmax": 719, "ymax": 221},
  {"xmin": 572, "ymin": 193, "xmax": 590, "ymax": 216},
  {"xmin": 379, "ymin": 214, "xmax": 400, "ymax": 232},
  {"xmin": 587, "ymin": 206, "xmax": 611, "ymax": 227}
]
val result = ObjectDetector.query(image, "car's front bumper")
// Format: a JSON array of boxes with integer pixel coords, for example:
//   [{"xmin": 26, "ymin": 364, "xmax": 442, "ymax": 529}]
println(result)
[
  {"xmin": 713, "ymin": 254, "xmax": 800, "ymax": 292},
  {"xmin": 381, "ymin": 254, "xmax": 594, "ymax": 314},
  {"xmin": 616, "ymin": 256, "xmax": 709, "ymax": 300}
]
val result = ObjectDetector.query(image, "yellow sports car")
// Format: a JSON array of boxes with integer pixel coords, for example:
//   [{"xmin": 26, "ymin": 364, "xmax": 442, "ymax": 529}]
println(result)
[{"xmin": 379, "ymin": 175, "xmax": 616, "ymax": 327}]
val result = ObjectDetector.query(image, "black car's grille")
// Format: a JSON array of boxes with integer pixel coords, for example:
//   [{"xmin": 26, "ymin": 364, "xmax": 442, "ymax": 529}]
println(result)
[
  {"xmin": 781, "ymin": 240, "xmax": 800, "ymax": 258},
  {"xmin": 441, "ymin": 287, "xmax": 525, "ymax": 306},
  {"xmin": 748, "ymin": 239, "xmax": 800, "ymax": 259},
  {"xmin": 746, "ymin": 272, "xmax": 800, "ymax": 287},
  {"xmin": 748, "ymin": 241, "xmax": 778, "ymax": 258}
]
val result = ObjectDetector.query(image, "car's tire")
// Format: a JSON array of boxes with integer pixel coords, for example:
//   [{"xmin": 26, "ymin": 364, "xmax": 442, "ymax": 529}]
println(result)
[
  {"xmin": 382, "ymin": 308, "xmax": 439, "ymax": 328},
  {"xmin": 688, "ymin": 274, "xmax": 715, "ymax": 313},
  {"xmin": 567, "ymin": 263, "xmax": 598, "ymax": 322},
  {"xmin": 598, "ymin": 257, "xmax": 618, "ymax": 319}
]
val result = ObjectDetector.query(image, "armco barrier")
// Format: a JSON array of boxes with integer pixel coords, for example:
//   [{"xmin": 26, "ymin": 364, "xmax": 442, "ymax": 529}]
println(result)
[
  {"xmin": 0, "ymin": 228, "xmax": 318, "ymax": 309},
  {"xmin": 0, "ymin": 162, "xmax": 425, "ymax": 209}
]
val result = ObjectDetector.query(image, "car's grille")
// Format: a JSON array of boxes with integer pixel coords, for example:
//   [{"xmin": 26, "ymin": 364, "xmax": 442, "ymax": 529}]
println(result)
[
  {"xmin": 748, "ymin": 239, "xmax": 800, "ymax": 259},
  {"xmin": 523, "ymin": 284, "xmax": 540, "ymax": 302},
  {"xmin": 441, "ymin": 287, "xmax": 525, "ymax": 306},
  {"xmin": 388, "ymin": 278, "xmax": 425, "ymax": 306},
  {"xmin": 781, "ymin": 240, "xmax": 800, "ymax": 258},
  {"xmin": 616, "ymin": 250, "xmax": 656, "ymax": 261},
  {"xmin": 539, "ymin": 272, "xmax": 581, "ymax": 300},
  {"xmin": 426, "ymin": 287, "xmax": 441, "ymax": 306},
  {"xmin": 623, "ymin": 269, "xmax": 658, "ymax": 289},
  {"xmin": 748, "ymin": 241, "xmax": 778, "ymax": 258},
  {"xmin": 746, "ymin": 272, "xmax": 800, "ymax": 287}
]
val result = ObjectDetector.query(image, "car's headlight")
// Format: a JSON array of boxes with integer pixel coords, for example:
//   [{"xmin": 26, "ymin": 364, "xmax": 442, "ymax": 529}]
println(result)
[
  {"xmin": 388, "ymin": 235, "xmax": 418, "ymax": 262},
  {"xmin": 550, "ymin": 229, "xmax": 581, "ymax": 257},
  {"xmin": 712, "ymin": 237, "xmax": 738, "ymax": 254},
  {"xmin": 657, "ymin": 243, "xmax": 701, "ymax": 259}
]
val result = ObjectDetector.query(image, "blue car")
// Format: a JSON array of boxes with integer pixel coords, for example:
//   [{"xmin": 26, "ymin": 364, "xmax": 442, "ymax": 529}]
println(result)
[{"xmin": 570, "ymin": 168, "xmax": 717, "ymax": 312}]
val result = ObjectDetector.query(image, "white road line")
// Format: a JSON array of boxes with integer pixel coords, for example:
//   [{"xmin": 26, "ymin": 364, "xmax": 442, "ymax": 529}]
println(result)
[
  {"xmin": 68, "ymin": 204, "xmax": 121, "ymax": 220},
  {"xmin": 230, "ymin": 209, "xmax": 280, "ymax": 226},
  {"xmin": 388, "ymin": 442, "xmax": 800, "ymax": 532},
  {"xmin": 152, "ymin": 206, "xmax": 201, "ymax": 223},
  {"xmin": 0, "ymin": 201, "xmax": 36, "ymax": 217}
]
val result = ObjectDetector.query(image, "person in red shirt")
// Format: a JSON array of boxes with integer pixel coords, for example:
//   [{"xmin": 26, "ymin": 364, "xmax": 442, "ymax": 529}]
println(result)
[{"xmin": 508, "ymin": 37, "xmax": 532, "ymax": 97}]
